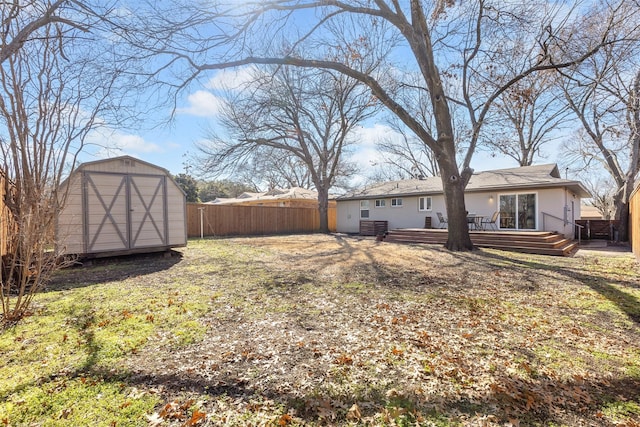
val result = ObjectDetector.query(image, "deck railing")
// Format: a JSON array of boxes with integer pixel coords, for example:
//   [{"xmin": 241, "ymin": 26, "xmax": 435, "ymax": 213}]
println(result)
[{"xmin": 541, "ymin": 211, "xmax": 584, "ymax": 243}]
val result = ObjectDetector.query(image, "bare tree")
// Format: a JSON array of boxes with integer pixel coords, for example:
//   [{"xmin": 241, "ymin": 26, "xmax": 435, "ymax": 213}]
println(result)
[
  {"xmin": 374, "ymin": 128, "xmax": 440, "ymax": 180},
  {"xmin": 125, "ymin": 0, "xmax": 627, "ymax": 250},
  {"xmin": 227, "ymin": 147, "xmax": 316, "ymax": 191},
  {"xmin": 198, "ymin": 65, "xmax": 375, "ymax": 233},
  {"xmin": 558, "ymin": 2, "xmax": 640, "ymax": 241},
  {"xmin": 481, "ymin": 72, "xmax": 569, "ymax": 166},
  {"xmin": 0, "ymin": 3, "xmax": 133, "ymax": 324},
  {"xmin": 1, "ymin": 1, "xmax": 85, "ymax": 64},
  {"xmin": 578, "ymin": 173, "xmax": 616, "ymax": 220}
]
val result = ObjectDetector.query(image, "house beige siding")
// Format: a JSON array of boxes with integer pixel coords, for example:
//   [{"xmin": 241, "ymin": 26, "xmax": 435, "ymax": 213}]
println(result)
[
  {"xmin": 56, "ymin": 156, "xmax": 187, "ymax": 256},
  {"xmin": 337, "ymin": 195, "xmax": 447, "ymax": 233},
  {"xmin": 337, "ymin": 187, "xmax": 582, "ymax": 237}
]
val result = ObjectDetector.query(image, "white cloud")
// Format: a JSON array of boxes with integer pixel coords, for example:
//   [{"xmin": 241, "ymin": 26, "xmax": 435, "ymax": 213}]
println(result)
[
  {"xmin": 88, "ymin": 128, "xmax": 163, "ymax": 159},
  {"xmin": 205, "ymin": 66, "xmax": 258, "ymax": 91},
  {"xmin": 350, "ymin": 123, "xmax": 402, "ymax": 170},
  {"xmin": 177, "ymin": 90, "xmax": 224, "ymax": 117}
]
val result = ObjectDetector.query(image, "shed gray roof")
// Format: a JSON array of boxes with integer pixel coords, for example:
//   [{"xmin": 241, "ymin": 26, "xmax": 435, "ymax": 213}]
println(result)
[{"xmin": 338, "ymin": 164, "xmax": 591, "ymax": 200}]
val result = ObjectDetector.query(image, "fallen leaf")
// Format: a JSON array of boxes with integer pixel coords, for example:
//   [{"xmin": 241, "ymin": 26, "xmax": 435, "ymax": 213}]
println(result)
[
  {"xmin": 278, "ymin": 413, "xmax": 292, "ymax": 426},
  {"xmin": 185, "ymin": 410, "xmax": 207, "ymax": 426},
  {"xmin": 346, "ymin": 403, "xmax": 361, "ymax": 421}
]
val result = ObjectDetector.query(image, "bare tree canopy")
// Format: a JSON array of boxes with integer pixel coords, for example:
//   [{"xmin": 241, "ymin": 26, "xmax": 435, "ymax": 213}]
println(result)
[
  {"xmin": 0, "ymin": 1, "xmax": 142, "ymax": 323},
  {"xmin": 481, "ymin": 72, "xmax": 569, "ymax": 166},
  {"xmin": 558, "ymin": 1, "xmax": 640, "ymax": 241},
  {"xmin": 122, "ymin": 0, "xmax": 632, "ymax": 250},
  {"xmin": 197, "ymin": 64, "xmax": 377, "ymax": 232}
]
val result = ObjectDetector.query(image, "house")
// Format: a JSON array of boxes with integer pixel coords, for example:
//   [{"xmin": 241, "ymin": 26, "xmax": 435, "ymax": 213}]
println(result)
[
  {"xmin": 210, "ymin": 187, "xmax": 336, "ymax": 209},
  {"xmin": 580, "ymin": 204, "xmax": 606, "ymax": 220},
  {"xmin": 56, "ymin": 156, "xmax": 187, "ymax": 258},
  {"xmin": 336, "ymin": 164, "xmax": 590, "ymax": 237}
]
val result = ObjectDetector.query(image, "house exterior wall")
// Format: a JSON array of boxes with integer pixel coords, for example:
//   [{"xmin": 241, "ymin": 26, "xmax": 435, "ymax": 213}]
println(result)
[
  {"xmin": 336, "ymin": 195, "xmax": 447, "ymax": 233},
  {"xmin": 337, "ymin": 187, "xmax": 582, "ymax": 237}
]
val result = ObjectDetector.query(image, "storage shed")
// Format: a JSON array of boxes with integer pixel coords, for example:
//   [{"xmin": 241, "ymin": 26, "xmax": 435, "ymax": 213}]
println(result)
[{"xmin": 56, "ymin": 156, "xmax": 187, "ymax": 257}]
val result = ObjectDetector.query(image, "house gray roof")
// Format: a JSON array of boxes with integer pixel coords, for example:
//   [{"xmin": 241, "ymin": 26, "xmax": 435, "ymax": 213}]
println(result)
[
  {"xmin": 338, "ymin": 164, "xmax": 591, "ymax": 200},
  {"xmin": 209, "ymin": 187, "xmax": 320, "ymax": 204}
]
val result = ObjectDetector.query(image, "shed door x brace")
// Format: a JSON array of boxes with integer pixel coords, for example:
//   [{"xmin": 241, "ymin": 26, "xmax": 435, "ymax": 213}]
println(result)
[{"xmin": 82, "ymin": 171, "xmax": 168, "ymax": 253}]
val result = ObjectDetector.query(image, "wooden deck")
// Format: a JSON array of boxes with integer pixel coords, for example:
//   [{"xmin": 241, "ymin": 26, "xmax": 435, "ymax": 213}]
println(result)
[{"xmin": 382, "ymin": 228, "xmax": 579, "ymax": 257}]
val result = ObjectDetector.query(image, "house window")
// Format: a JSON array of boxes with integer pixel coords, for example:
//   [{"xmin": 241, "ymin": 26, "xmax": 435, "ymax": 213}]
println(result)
[
  {"xmin": 418, "ymin": 196, "xmax": 432, "ymax": 211},
  {"xmin": 391, "ymin": 198, "xmax": 403, "ymax": 207},
  {"xmin": 375, "ymin": 199, "xmax": 386, "ymax": 208},
  {"xmin": 360, "ymin": 200, "xmax": 370, "ymax": 218},
  {"xmin": 499, "ymin": 193, "xmax": 536, "ymax": 230}
]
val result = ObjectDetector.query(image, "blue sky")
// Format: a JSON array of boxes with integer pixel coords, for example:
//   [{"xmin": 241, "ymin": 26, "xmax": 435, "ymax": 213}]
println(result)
[
  {"xmin": 80, "ymin": 66, "xmax": 536, "ymax": 186},
  {"xmin": 76, "ymin": 1, "xmax": 575, "ymax": 187}
]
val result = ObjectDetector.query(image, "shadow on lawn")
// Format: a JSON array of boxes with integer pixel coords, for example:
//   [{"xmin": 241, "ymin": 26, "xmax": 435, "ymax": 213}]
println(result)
[
  {"xmin": 46, "ymin": 250, "xmax": 183, "ymax": 292},
  {"xmin": 476, "ymin": 249, "xmax": 640, "ymax": 325},
  {"xmin": 116, "ymin": 363, "xmax": 640, "ymax": 425}
]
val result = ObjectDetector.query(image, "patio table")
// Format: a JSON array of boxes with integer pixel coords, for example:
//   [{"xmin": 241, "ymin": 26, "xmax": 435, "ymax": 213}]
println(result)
[{"xmin": 468, "ymin": 215, "xmax": 484, "ymax": 230}]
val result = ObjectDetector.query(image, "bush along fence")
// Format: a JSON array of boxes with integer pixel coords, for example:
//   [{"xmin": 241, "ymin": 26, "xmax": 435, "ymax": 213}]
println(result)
[{"xmin": 186, "ymin": 203, "xmax": 336, "ymax": 238}]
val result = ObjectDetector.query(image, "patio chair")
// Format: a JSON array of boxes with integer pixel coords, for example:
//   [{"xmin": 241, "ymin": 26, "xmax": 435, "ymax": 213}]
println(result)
[
  {"xmin": 436, "ymin": 212, "xmax": 448, "ymax": 229},
  {"xmin": 481, "ymin": 211, "xmax": 499, "ymax": 231}
]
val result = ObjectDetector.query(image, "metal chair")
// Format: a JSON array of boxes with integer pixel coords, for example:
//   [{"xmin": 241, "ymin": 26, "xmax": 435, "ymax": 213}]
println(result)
[
  {"xmin": 467, "ymin": 213, "xmax": 477, "ymax": 230},
  {"xmin": 436, "ymin": 212, "xmax": 448, "ymax": 229},
  {"xmin": 481, "ymin": 211, "xmax": 499, "ymax": 231}
]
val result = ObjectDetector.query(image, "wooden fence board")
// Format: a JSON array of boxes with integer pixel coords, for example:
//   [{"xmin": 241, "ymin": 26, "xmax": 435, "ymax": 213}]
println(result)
[
  {"xmin": 631, "ymin": 185, "xmax": 640, "ymax": 259},
  {"xmin": 576, "ymin": 219, "xmax": 620, "ymax": 240},
  {"xmin": 0, "ymin": 173, "xmax": 10, "ymax": 257},
  {"xmin": 186, "ymin": 203, "xmax": 336, "ymax": 237}
]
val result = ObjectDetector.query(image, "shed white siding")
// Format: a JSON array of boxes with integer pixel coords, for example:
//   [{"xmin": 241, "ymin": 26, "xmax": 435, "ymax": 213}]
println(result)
[{"xmin": 56, "ymin": 156, "xmax": 186, "ymax": 257}]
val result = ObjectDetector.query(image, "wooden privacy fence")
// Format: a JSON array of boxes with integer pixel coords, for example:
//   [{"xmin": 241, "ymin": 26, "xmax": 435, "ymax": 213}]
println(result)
[
  {"xmin": 575, "ymin": 219, "xmax": 620, "ymax": 241},
  {"xmin": 1, "ymin": 173, "xmax": 11, "ymax": 257},
  {"xmin": 186, "ymin": 203, "xmax": 336, "ymax": 237},
  {"xmin": 631, "ymin": 184, "xmax": 640, "ymax": 259}
]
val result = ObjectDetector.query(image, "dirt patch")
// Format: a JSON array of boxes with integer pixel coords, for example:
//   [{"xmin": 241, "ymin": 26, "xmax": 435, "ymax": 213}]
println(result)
[{"xmin": 78, "ymin": 234, "xmax": 640, "ymax": 425}]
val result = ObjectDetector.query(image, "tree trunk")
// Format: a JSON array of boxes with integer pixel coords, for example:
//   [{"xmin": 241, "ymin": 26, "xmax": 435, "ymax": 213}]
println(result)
[
  {"xmin": 615, "ymin": 200, "xmax": 630, "ymax": 242},
  {"xmin": 317, "ymin": 186, "xmax": 330, "ymax": 234},
  {"xmin": 439, "ymin": 162, "xmax": 474, "ymax": 251}
]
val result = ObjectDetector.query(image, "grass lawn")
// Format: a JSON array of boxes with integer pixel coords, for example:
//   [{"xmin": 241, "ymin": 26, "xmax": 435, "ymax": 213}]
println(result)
[{"xmin": 1, "ymin": 234, "xmax": 639, "ymax": 426}]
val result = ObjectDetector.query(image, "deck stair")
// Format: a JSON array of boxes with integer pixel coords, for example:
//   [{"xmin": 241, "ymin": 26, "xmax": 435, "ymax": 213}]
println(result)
[{"xmin": 382, "ymin": 229, "xmax": 579, "ymax": 256}]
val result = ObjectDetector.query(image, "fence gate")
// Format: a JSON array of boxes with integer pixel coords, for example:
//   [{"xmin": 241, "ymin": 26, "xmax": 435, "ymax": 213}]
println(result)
[{"xmin": 83, "ymin": 172, "xmax": 168, "ymax": 254}]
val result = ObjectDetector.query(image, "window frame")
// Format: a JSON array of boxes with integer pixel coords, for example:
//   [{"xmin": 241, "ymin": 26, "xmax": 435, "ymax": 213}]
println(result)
[
  {"xmin": 391, "ymin": 198, "xmax": 403, "ymax": 207},
  {"xmin": 498, "ymin": 192, "xmax": 537, "ymax": 230},
  {"xmin": 374, "ymin": 199, "xmax": 386, "ymax": 208},
  {"xmin": 418, "ymin": 196, "xmax": 432, "ymax": 212},
  {"xmin": 360, "ymin": 200, "xmax": 370, "ymax": 218}
]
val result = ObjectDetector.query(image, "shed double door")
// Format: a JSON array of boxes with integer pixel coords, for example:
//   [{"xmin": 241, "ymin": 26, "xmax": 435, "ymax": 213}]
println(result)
[{"xmin": 83, "ymin": 171, "xmax": 168, "ymax": 254}]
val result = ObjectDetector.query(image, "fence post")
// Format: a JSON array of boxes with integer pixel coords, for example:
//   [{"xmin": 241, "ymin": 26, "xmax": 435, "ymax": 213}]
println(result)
[{"xmin": 198, "ymin": 207, "xmax": 204, "ymax": 239}]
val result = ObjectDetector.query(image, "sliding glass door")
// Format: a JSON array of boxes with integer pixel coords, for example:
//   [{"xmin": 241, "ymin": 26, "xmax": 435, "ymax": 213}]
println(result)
[{"xmin": 499, "ymin": 193, "xmax": 537, "ymax": 230}]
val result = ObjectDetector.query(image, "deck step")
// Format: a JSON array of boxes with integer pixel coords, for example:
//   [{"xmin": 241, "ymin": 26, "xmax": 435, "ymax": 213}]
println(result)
[{"xmin": 382, "ymin": 229, "xmax": 579, "ymax": 257}]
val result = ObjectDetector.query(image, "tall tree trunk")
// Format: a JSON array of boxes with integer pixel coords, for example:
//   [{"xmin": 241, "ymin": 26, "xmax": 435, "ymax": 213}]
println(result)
[
  {"xmin": 614, "ymin": 178, "xmax": 634, "ymax": 242},
  {"xmin": 439, "ymin": 160, "xmax": 473, "ymax": 251},
  {"xmin": 616, "ymin": 201, "xmax": 629, "ymax": 242},
  {"xmin": 317, "ymin": 187, "xmax": 330, "ymax": 234}
]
